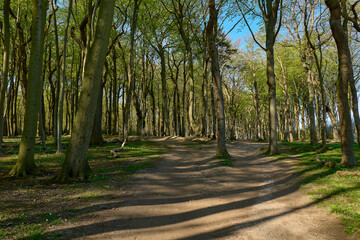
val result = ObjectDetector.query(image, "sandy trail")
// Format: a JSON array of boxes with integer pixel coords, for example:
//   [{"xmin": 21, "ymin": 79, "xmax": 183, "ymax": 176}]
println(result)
[{"xmin": 47, "ymin": 140, "xmax": 353, "ymax": 239}]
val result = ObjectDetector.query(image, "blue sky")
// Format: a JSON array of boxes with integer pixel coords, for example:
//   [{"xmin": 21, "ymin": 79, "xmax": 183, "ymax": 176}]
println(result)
[{"xmin": 222, "ymin": 16, "xmax": 260, "ymax": 47}]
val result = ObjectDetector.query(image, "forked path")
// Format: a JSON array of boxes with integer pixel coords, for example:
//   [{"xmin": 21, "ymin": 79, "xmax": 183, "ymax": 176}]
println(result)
[{"xmin": 49, "ymin": 140, "xmax": 353, "ymax": 239}]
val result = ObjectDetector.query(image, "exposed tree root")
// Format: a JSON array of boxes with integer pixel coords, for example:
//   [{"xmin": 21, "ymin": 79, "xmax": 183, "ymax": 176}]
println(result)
[
  {"xmin": 8, "ymin": 164, "xmax": 40, "ymax": 177},
  {"xmin": 110, "ymin": 140, "xmax": 126, "ymax": 157},
  {"xmin": 55, "ymin": 167, "xmax": 93, "ymax": 183},
  {"xmin": 54, "ymin": 172, "xmax": 70, "ymax": 183}
]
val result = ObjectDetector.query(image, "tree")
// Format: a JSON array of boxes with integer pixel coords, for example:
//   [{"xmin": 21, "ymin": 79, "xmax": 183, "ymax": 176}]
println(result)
[
  {"xmin": 162, "ymin": 0, "xmax": 199, "ymax": 135},
  {"xmin": 325, "ymin": 0, "xmax": 357, "ymax": 166},
  {"xmin": 141, "ymin": 1, "xmax": 172, "ymax": 136},
  {"xmin": 123, "ymin": 0, "xmax": 142, "ymax": 144},
  {"xmin": 207, "ymin": 0, "xmax": 229, "ymax": 157},
  {"xmin": 57, "ymin": 0, "xmax": 73, "ymax": 153},
  {"xmin": 0, "ymin": 0, "xmax": 11, "ymax": 152},
  {"xmin": 238, "ymin": 0, "xmax": 282, "ymax": 154},
  {"xmin": 9, "ymin": 0, "xmax": 48, "ymax": 177},
  {"xmin": 56, "ymin": 0, "xmax": 115, "ymax": 181},
  {"xmin": 304, "ymin": 0, "xmax": 328, "ymax": 148},
  {"xmin": 340, "ymin": 0, "xmax": 360, "ymax": 147},
  {"xmin": 51, "ymin": 0, "xmax": 61, "ymax": 147}
]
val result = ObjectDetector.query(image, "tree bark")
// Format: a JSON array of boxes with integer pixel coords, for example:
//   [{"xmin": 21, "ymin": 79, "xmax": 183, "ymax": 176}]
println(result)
[
  {"xmin": 201, "ymin": 54, "xmax": 209, "ymax": 137},
  {"xmin": 306, "ymin": 68, "xmax": 317, "ymax": 144},
  {"xmin": 56, "ymin": 0, "xmax": 115, "ymax": 181},
  {"xmin": 57, "ymin": 0, "xmax": 73, "ymax": 153},
  {"xmin": 160, "ymin": 52, "xmax": 170, "ymax": 136},
  {"xmin": 325, "ymin": 0, "xmax": 357, "ymax": 166},
  {"xmin": 207, "ymin": 0, "xmax": 229, "ymax": 157},
  {"xmin": 51, "ymin": 0, "xmax": 61, "ymax": 146},
  {"xmin": 0, "ymin": 0, "xmax": 11, "ymax": 152},
  {"xmin": 266, "ymin": 24, "xmax": 279, "ymax": 154},
  {"xmin": 90, "ymin": 86, "xmax": 104, "ymax": 145},
  {"xmin": 261, "ymin": 0, "xmax": 282, "ymax": 155},
  {"xmin": 123, "ymin": 0, "xmax": 141, "ymax": 143},
  {"xmin": 9, "ymin": 0, "xmax": 48, "ymax": 177}
]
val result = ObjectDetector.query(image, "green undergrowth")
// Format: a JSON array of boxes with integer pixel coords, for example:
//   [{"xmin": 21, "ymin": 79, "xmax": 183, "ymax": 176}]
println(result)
[
  {"xmin": 281, "ymin": 142, "xmax": 360, "ymax": 236},
  {"xmin": 0, "ymin": 136, "xmax": 168, "ymax": 239}
]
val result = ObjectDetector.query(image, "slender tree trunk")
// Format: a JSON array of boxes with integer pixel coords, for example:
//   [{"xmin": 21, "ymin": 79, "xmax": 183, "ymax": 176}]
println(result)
[
  {"xmin": 349, "ymin": 76, "xmax": 360, "ymax": 147},
  {"xmin": 9, "ymin": 0, "xmax": 48, "ymax": 177},
  {"xmin": 57, "ymin": 0, "xmax": 73, "ymax": 153},
  {"xmin": 123, "ymin": 0, "xmax": 141, "ymax": 143},
  {"xmin": 207, "ymin": 0, "xmax": 229, "ymax": 156},
  {"xmin": 294, "ymin": 102, "xmax": 300, "ymax": 140},
  {"xmin": 325, "ymin": 0, "xmax": 357, "ymax": 166},
  {"xmin": 302, "ymin": 104, "xmax": 307, "ymax": 140},
  {"xmin": 56, "ymin": 0, "xmax": 115, "ymax": 181},
  {"xmin": 306, "ymin": 69, "xmax": 317, "ymax": 144},
  {"xmin": 181, "ymin": 57, "xmax": 187, "ymax": 137},
  {"xmin": 262, "ymin": 0, "xmax": 281, "ymax": 155},
  {"xmin": 211, "ymin": 76, "xmax": 216, "ymax": 139},
  {"xmin": 201, "ymin": 55, "xmax": 209, "ymax": 137},
  {"xmin": 187, "ymin": 50, "xmax": 196, "ymax": 135},
  {"xmin": 160, "ymin": 52, "xmax": 170, "ymax": 136},
  {"xmin": 326, "ymin": 105, "xmax": 340, "ymax": 142},
  {"xmin": 0, "ymin": 0, "xmax": 11, "ymax": 152},
  {"xmin": 266, "ymin": 33, "xmax": 278, "ymax": 154},
  {"xmin": 51, "ymin": 0, "xmax": 61, "ymax": 146},
  {"xmin": 254, "ymin": 79, "xmax": 261, "ymax": 140},
  {"xmin": 39, "ymin": 93, "xmax": 47, "ymax": 151},
  {"xmin": 112, "ymin": 48, "xmax": 118, "ymax": 135}
]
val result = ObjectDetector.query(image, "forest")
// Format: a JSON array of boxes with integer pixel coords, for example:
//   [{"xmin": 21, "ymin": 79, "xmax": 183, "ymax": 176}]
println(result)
[{"xmin": 1, "ymin": 0, "xmax": 360, "ymax": 239}]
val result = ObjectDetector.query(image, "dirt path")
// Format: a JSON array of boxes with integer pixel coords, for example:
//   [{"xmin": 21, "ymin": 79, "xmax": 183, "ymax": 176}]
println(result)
[{"xmin": 47, "ymin": 140, "xmax": 353, "ymax": 239}]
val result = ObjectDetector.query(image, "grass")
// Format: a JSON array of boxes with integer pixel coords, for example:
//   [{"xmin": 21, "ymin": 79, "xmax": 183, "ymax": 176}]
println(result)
[
  {"xmin": 281, "ymin": 142, "xmax": 360, "ymax": 236},
  {"xmin": 0, "ymin": 136, "xmax": 168, "ymax": 239}
]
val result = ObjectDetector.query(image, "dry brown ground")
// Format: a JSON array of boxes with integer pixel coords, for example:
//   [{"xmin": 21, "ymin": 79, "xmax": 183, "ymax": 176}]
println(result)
[{"xmin": 43, "ymin": 139, "xmax": 356, "ymax": 240}]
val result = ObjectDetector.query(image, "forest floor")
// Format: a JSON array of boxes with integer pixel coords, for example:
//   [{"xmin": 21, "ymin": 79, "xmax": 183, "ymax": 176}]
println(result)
[{"xmin": 0, "ymin": 137, "xmax": 359, "ymax": 239}]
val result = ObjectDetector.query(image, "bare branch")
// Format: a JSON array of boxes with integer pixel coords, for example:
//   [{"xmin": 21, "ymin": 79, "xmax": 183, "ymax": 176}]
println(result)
[{"xmin": 236, "ymin": 2, "xmax": 266, "ymax": 51}]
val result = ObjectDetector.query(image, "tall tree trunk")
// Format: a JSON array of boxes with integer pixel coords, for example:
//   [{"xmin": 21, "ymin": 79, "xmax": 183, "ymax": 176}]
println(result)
[
  {"xmin": 306, "ymin": 69, "xmax": 317, "ymax": 144},
  {"xmin": 51, "ymin": 0, "xmax": 61, "ymax": 146},
  {"xmin": 57, "ymin": 0, "xmax": 73, "ymax": 153},
  {"xmin": 262, "ymin": 0, "xmax": 282, "ymax": 155},
  {"xmin": 112, "ymin": 48, "xmax": 118, "ymax": 135},
  {"xmin": 56, "ymin": 0, "xmax": 115, "ymax": 181},
  {"xmin": 325, "ymin": 0, "xmax": 357, "ymax": 166},
  {"xmin": 340, "ymin": 0, "xmax": 360, "ymax": 147},
  {"xmin": 160, "ymin": 52, "xmax": 170, "ymax": 136},
  {"xmin": 294, "ymin": 102, "xmax": 300, "ymax": 140},
  {"xmin": 266, "ymin": 30, "xmax": 278, "ymax": 154},
  {"xmin": 123, "ymin": 0, "xmax": 141, "ymax": 143},
  {"xmin": 254, "ymin": 79, "xmax": 261, "ymax": 140},
  {"xmin": 201, "ymin": 55, "xmax": 209, "ymax": 137},
  {"xmin": 211, "ymin": 76, "xmax": 216, "ymax": 138},
  {"xmin": 349, "ymin": 74, "xmax": 360, "ymax": 147},
  {"xmin": 181, "ymin": 57, "xmax": 187, "ymax": 137},
  {"xmin": 0, "ymin": 0, "xmax": 10, "ymax": 152},
  {"xmin": 39, "ymin": 93, "xmax": 47, "ymax": 151},
  {"xmin": 301, "ymin": 102, "xmax": 306, "ymax": 140},
  {"xmin": 9, "ymin": 0, "xmax": 48, "ymax": 177},
  {"xmin": 207, "ymin": 0, "xmax": 229, "ymax": 156}
]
